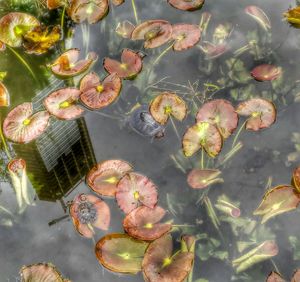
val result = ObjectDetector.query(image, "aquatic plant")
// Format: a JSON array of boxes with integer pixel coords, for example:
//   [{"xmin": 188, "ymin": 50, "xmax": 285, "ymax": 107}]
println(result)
[
  {"xmin": 267, "ymin": 269, "xmax": 300, "ymax": 281},
  {"xmin": 251, "ymin": 64, "xmax": 282, "ymax": 82},
  {"xmin": 187, "ymin": 168, "xmax": 223, "ymax": 189},
  {"xmin": 0, "ymin": 81, "xmax": 10, "ymax": 107},
  {"xmin": 167, "ymin": 0, "xmax": 205, "ymax": 11},
  {"xmin": 245, "ymin": 5, "xmax": 271, "ymax": 31},
  {"xmin": 284, "ymin": 6, "xmax": 300, "ymax": 27}
]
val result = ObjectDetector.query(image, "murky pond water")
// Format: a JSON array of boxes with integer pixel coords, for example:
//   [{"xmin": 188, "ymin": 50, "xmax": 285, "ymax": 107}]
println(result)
[{"xmin": 1, "ymin": 0, "xmax": 300, "ymax": 281}]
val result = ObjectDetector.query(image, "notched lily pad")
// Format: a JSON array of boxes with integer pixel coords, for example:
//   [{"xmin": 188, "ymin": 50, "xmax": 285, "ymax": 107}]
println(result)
[
  {"xmin": 123, "ymin": 206, "xmax": 172, "ymax": 241},
  {"xmin": 149, "ymin": 92, "xmax": 187, "ymax": 125},
  {"xmin": 112, "ymin": 0, "xmax": 125, "ymax": 6},
  {"xmin": 116, "ymin": 172, "xmax": 158, "ymax": 214},
  {"xmin": 196, "ymin": 99, "xmax": 238, "ymax": 139},
  {"xmin": 167, "ymin": 0, "xmax": 205, "ymax": 11},
  {"xmin": 116, "ymin": 20, "xmax": 135, "ymax": 38},
  {"xmin": 44, "ymin": 88, "xmax": 84, "ymax": 120},
  {"xmin": 171, "ymin": 24, "xmax": 201, "ymax": 51},
  {"xmin": 131, "ymin": 20, "xmax": 172, "ymax": 49},
  {"xmin": 187, "ymin": 169, "xmax": 223, "ymax": 189},
  {"xmin": 199, "ymin": 41, "xmax": 228, "ymax": 59},
  {"xmin": 245, "ymin": 5, "xmax": 271, "ymax": 30},
  {"xmin": 182, "ymin": 122, "xmax": 222, "ymax": 158},
  {"xmin": 47, "ymin": 0, "xmax": 65, "ymax": 10},
  {"xmin": 266, "ymin": 271, "xmax": 285, "ymax": 282},
  {"xmin": 236, "ymin": 98, "xmax": 276, "ymax": 131},
  {"xmin": 3, "ymin": 102, "xmax": 50, "ymax": 144},
  {"xmin": 95, "ymin": 233, "xmax": 148, "ymax": 274},
  {"xmin": 254, "ymin": 185, "xmax": 300, "ymax": 224},
  {"xmin": 292, "ymin": 166, "xmax": 300, "ymax": 193},
  {"xmin": 50, "ymin": 48, "xmax": 98, "ymax": 78},
  {"xmin": 80, "ymin": 72, "xmax": 122, "ymax": 109},
  {"xmin": 292, "ymin": 269, "xmax": 300, "ymax": 282},
  {"xmin": 0, "ymin": 81, "xmax": 9, "ymax": 107},
  {"xmin": 70, "ymin": 193, "xmax": 110, "ymax": 238},
  {"xmin": 86, "ymin": 159, "xmax": 133, "ymax": 197},
  {"xmin": 251, "ymin": 64, "xmax": 282, "ymax": 82},
  {"xmin": 103, "ymin": 49, "xmax": 143, "ymax": 79}
]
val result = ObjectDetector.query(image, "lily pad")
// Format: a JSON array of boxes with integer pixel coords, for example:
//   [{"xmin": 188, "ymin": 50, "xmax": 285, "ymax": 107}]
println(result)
[
  {"xmin": 3, "ymin": 102, "xmax": 50, "ymax": 144},
  {"xmin": 167, "ymin": 0, "xmax": 205, "ymax": 11},
  {"xmin": 266, "ymin": 272, "xmax": 285, "ymax": 282},
  {"xmin": 292, "ymin": 166, "xmax": 300, "ymax": 194},
  {"xmin": 292, "ymin": 269, "xmax": 300, "ymax": 282},
  {"xmin": 236, "ymin": 98, "xmax": 276, "ymax": 131},
  {"xmin": 116, "ymin": 172, "xmax": 158, "ymax": 214},
  {"xmin": 70, "ymin": 193, "xmax": 110, "ymax": 238},
  {"xmin": 199, "ymin": 41, "xmax": 228, "ymax": 59},
  {"xmin": 47, "ymin": 0, "xmax": 65, "ymax": 10},
  {"xmin": 142, "ymin": 234, "xmax": 194, "ymax": 282},
  {"xmin": 103, "ymin": 48, "xmax": 143, "ymax": 79},
  {"xmin": 245, "ymin": 5, "xmax": 271, "ymax": 30},
  {"xmin": 251, "ymin": 64, "xmax": 282, "ymax": 82},
  {"xmin": 254, "ymin": 185, "xmax": 300, "ymax": 224},
  {"xmin": 149, "ymin": 92, "xmax": 187, "ymax": 125},
  {"xmin": 0, "ymin": 12, "xmax": 40, "ymax": 47},
  {"xmin": 131, "ymin": 20, "xmax": 173, "ymax": 49},
  {"xmin": 0, "ymin": 81, "xmax": 9, "ymax": 107},
  {"xmin": 86, "ymin": 159, "xmax": 133, "ymax": 197},
  {"xmin": 187, "ymin": 169, "xmax": 223, "ymax": 189},
  {"xmin": 80, "ymin": 72, "xmax": 122, "ymax": 109},
  {"xmin": 196, "ymin": 99, "xmax": 238, "ymax": 139},
  {"xmin": 95, "ymin": 233, "xmax": 148, "ymax": 274},
  {"xmin": 44, "ymin": 88, "xmax": 84, "ymax": 120},
  {"xmin": 68, "ymin": 0, "xmax": 109, "ymax": 24},
  {"xmin": 112, "ymin": 0, "xmax": 125, "ymax": 6},
  {"xmin": 123, "ymin": 206, "xmax": 172, "ymax": 241},
  {"xmin": 171, "ymin": 23, "xmax": 201, "ymax": 51},
  {"xmin": 50, "ymin": 48, "xmax": 98, "ymax": 78},
  {"xmin": 20, "ymin": 263, "xmax": 67, "ymax": 282},
  {"xmin": 182, "ymin": 122, "xmax": 222, "ymax": 157},
  {"xmin": 116, "ymin": 20, "xmax": 135, "ymax": 38}
]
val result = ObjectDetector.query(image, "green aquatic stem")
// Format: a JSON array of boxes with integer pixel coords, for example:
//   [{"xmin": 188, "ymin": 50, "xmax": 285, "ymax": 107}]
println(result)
[
  {"xmin": 0, "ymin": 119, "xmax": 12, "ymax": 160},
  {"xmin": 231, "ymin": 119, "xmax": 247, "ymax": 149},
  {"xmin": 131, "ymin": 0, "xmax": 139, "ymax": 24},
  {"xmin": 169, "ymin": 116, "xmax": 181, "ymax": 142},
  {"xmin": 169, "ymin": 154, "xmax": 186, "ymax": 173},
  {"xmin": 60, "ymin": 5, "xmax": 66, "ymax": 35},
  {"xmin": 7, "ymin": 46, "xmax": 37, "ymax": 82},
  {"xmin": 153, "ymin": 43, "xmax": 174, "ymax": 66},
  {"xmin": 219, "ymin": 141, "xmax": 243, "ymax": 166},
  {"xmin": 201, "ymin": 146, "xmax": 205, "ymax": 169}
]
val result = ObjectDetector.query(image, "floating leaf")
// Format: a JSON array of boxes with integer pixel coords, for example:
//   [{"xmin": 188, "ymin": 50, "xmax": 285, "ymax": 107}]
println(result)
[
  {"xmin": 196, "ymin": 99, "xmax": 238, "ymax": 139},
  {"xmin": 0, "ymin": 12, "xmax": 40, "ymax": 47},
  {"xmin": 116, "ymin": 20, "xmax": 135, "ymax": 38},
  {"xmin": 254, "ymin": 185, "xmax": 300, "ymax": 224},
  {"xmin": 112, "ymin": 0, "xmax": 125, "ymax": 6},
  {"xmin": 80, "ymin": 72, "xmax": 122, "ymax": 110},
  {"xmin": 50, "ymin": 49, "xmax": 98, "ymax": 78},
  {"xmin": 0, "ymin": 81, "xmax": 9, "ymax": 107},
  {"xmin": 44, "ymin": 88, "xmax": 84, "ymax": 120},
  {"xmin": 199, "ymin": 41, "xmax": 228, "ymax": 59},
  {"xmin": 167, "ymin": 0, "xmax": 205, "ymax": 11},
  {"xmin": 149, "ymin": 92, "xmax": 187, "ymax": 125},
  {"xmin": 187, "ymin": 169, "xmax": 223, "ymax": 189},
  {"xmin": 131, "ymin": 20, "xmax": 172, "ymax": 49},
  {"xmin": 171, "ymin": 24, "xmax": 201, "ymax": 51},
  {"xmin": 292, "ymin": 269, "xmax": 300, "ymax": 282},
  {"xmin": 70, "ymin": 193, "xmax": 110, "ymax": 238},
  {"xmin": 266, "ymin": 271, "xmax": 285, "ymax": 282},
  {"xmin": 292, "ymin": 166, "xmax": 300, "ymax": 193},
  {"xmin": 20, "ymin": 263, "xmax": 68, "ymax": 282},
  {"xmin": 182, "ymin": 122, "xmax": 222, "ymax": 157},
  {"xmin": 116, "ymin": 172, "xmax": 158, "ymax": 214},
  {"xmin": 251, "ymin": 64, "xmax": 282, "ymax": 82},
  {"xmin": 3, "ymin": 102, "xmax": 50, "ymax": 143},
  {"xmin": 215, "ymin": 194, "xmax": 241, "ymax": 218},
  {"xmin": 142, "ymin": 234, "xmax": 194, "ymax": 282},
  {"xmin": 123, "ymin": 206, "xmax": 171, "ymax": 241},
  {"xmin": 103, "ymin": 48, "xmax": 143, "ymax": 79},
  {"xmin": 23, "ymin": 25, "xmax": 61, "ymax": 55},
  {"xmin": 232, "ymin": 240, "xmax": 278, "ymax": 273},
  {"xmin": 68, "ymin": 0, "xmax": 109, "ymax": 24},
  {"xmin": 284, "ymin": 6, "xmax": 300, "ymax": 27},
  {"xmin": 236, "ymin": 98, "xmax": 276, "ymax": 131},
  {"xmin": 245, "ymin": 5, "xmax": 271, "ymax": 30},
  {"xmin": 95, "ymin": 233, "xmax": 148, "ymax": 274},
  {"xmin": 47, "ymin": 0, "xmax": 65, "ymax": 10},
  {"xmin": 86, "ymin": 159, "xmax": 133, "ymax": 197}
]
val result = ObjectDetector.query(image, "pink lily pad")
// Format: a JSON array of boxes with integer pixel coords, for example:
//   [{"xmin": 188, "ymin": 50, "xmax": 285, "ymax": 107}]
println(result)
[
  {"xmin": 112, "ymin": 0, "xmax": 125, "ymax": 6},
  {"xmin": 86, "ymin": 159, "xmax": 133, "ymax": 197},
  {"xmin": 251, "ymin": 64, "xmax": 282, "ymax": 82},
  {"xmin": 68, "ymin": 0, "xmax": 109, "ymax": 24},
  {"xmin": 167, "ymin": 0, "xmax": 205, "ymax": 11},
  {"xmin": 199, "ymin": 41, "xmax": 228, "ymax": 59},
  {"xmin": 0, "ymin": 81, "xmax": 9, "ymax": 107},
  {"xmin": 142, "ymin": 234, "xmax": 194, "ymax": 282},
  {"xmin": 80, "ymin": 72, "xmax": 122, "ymax": 110},
  {"xmin": 70, "ymin": 193, "xmax": 110, "ymax": 238},
  {"xmin": 149, "ymin": 92, "xmax": 187, "ymax": 125},
  {"xmin": 187, "ymin": 169, "xmax": 223, "ymax": 189},
  {"xmin": 245, "ymin": 5, "xmax": 271, "ymax": 30},
  {"xmin": 0, "ymin": 12, "xmax": 40, "ymax": 47},
  {"xmin": 116, "ymin": 20, "xmax": 135, "ymax": 38},
  {"xmin": 182, "ymin": 122, "xmax": 222, "ymax": 158},
  {"xmin": 20, "ymin": 263, "xmax": 67, "ymax": 282},
  {"xmin": 7, "ymin": 158, "xmax": 26, "ymax": 175},
  {"xmin": 266, "ymin": 272, "xmax": 285, "ymax": 282},
  {"xmin": 171, "ymin": 24, "xmax": 201, "ymax": 51},
  {"xmin": 95, "ymin": 233, "xmax": 148, "ymax": 274},
  {"xmin": 131, "ymin": 20, "xmax": 173, "ymax": 49},
  {"xmin": 254, "ymin": 185, "xmax": 300, "ymax": 224},
  {"xmin": 123, "ymin": 206, "xmax": 172, "ymax": 241},
  {"xmin": 236, "ymin": 98, "xmax": 276, "ymax": 131},
  {"xmin": 196, "ymin": 99, "xmax": 238, "ymax": 139},
  {"xmin": 47, "ymin": 0, "xmax": 65, "ymax": 10},
  {"xmin": 3, "ymin": 102, "xmax": 50, "ymax": 144},
  {"xmin": 50, "ymin": 48, "xmax": 98, "ymax": 78},
  {"xmin": 44, "ymin": 88, "xmax": 84, "ymax": 120},
  {"xmin": 116, "ymin": 172, "xmax": 158, "ymax": 214},
  {"xmin": 292, "ymin": 269, "xmax": 300, "ymax": 282},
  {"xmin": 292, "ymin": 166, "xmax": 300, "ymax": 194},
  {"xmin": 103, "ymin": 48, "xmax": 143, "ymax": 79}
]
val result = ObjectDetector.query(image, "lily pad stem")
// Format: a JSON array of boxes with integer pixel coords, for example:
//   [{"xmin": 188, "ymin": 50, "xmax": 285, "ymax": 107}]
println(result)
[
  {"xmin": 153, "ymin": 43, "xmax": 174, "ymax": 66},
  {"xmin": 0, "ymin": 118, "xmax": 12, "ymax": 160},
  {"xmin": 169, "ymin": 116, "xmax": 181, "ymax": 142},
  {"xmin": 131, "ymin": 0, "xmax": 139, "ymax": 25},
  {"xmin": 231, "ymin": 119, "xmax": 247, "ymax": 149}
]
